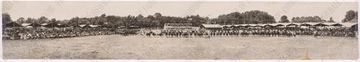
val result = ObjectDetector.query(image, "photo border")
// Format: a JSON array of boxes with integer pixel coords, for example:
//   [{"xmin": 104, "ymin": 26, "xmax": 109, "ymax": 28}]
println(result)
[{"xmin": 1, "ymin": 0, "xmax": 359, "ymax": 62}]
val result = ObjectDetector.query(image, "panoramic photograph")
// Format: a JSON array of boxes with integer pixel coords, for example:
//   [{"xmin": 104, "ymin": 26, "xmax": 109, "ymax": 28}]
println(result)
[{"xmin": 2, "ymin": 1, "xmax": 358, "ymax": 59}]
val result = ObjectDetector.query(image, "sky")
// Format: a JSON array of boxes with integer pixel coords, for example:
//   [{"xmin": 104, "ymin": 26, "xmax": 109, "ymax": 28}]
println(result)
[{"xmin": 2, "ymin": 1, "xmax": 358, "ymax": 22}]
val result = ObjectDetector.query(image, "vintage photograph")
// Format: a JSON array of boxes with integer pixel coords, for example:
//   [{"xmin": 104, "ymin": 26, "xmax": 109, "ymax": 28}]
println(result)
[{"xmin": 2, "ymin": 1, "xmax": 358, "ymax": 59}]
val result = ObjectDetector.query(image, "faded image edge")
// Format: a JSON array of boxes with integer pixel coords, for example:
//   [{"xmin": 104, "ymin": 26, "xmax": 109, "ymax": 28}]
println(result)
[{"xmin": 1, "ymin": 1, "xmax": 359, "ymax": 59}]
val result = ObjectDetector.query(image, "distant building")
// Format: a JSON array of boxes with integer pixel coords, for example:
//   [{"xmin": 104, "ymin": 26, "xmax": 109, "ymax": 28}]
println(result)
[
  {"xmin": 200, "ymin": 24, "xmax": 223, "ymax": 30},
  {"xmin": 163, "ymin": 23, "xmax": 199, "ymax": 30}
]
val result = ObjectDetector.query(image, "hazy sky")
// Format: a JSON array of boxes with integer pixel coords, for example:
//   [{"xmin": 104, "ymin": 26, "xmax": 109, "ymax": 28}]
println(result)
[{"xmin": 2, "ymin": 1, "xmax": 358, "ymax": 22}]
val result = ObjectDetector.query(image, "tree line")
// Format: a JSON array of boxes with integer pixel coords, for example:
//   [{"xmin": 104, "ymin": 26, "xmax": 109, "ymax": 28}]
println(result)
[{"xmin": 2, "ymin": 10, "xmax": 358, "ymax": 28}]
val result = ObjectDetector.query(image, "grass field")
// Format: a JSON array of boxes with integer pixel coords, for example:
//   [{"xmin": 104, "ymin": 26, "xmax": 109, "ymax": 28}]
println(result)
[{"xmin": 3, "ymin": 35, "xmax": 358, "ymax": 59}]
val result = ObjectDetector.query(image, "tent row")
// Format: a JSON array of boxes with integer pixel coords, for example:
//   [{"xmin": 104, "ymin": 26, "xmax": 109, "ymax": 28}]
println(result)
[
  {"xmin": 5, "ymin": 22, "xmax": 358, "ymax": 29},
  {"xmin": 3, "ymin": 22, "xmax": 115, "ymax": 28},
  {"xmin": 202, "ymin": 23, "xmax": 358, "ymax": 29},
  {"xmin": 223, "ymin": 23, "xmax": 357, "ymax": 27}
]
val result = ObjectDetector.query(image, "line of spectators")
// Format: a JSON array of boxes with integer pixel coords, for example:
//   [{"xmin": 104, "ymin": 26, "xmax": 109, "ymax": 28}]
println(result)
[
  {"xmin": 143, "ymin": 27, "xmax": 357, "ymax": 37},
  {"xmin": 3, "ymin": 27, "xmax": 119, "ymax": 40}
]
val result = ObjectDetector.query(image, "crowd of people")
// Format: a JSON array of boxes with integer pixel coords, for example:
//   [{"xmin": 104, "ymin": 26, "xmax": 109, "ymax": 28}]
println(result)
[
  {"xmin": 142, "ymin": 27, "xmax": 357, "ymax": 38},
  {"xmin": 3, "ymin": 27, "xmax": 120, "ymax": 40},
  {"xmin": 3, "ymin": 24, "xmax": 358, "ymax": 40}
]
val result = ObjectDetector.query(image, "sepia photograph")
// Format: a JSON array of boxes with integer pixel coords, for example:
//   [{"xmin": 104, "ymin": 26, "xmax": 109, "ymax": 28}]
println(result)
[{"xmin": 1, "ymin": 0, "xmax": 359, "ymax": 60}]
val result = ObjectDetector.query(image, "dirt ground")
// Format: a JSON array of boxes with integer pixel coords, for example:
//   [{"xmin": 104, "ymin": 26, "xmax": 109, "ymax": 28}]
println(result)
[{"xmin": 3, "ymin": 35, "xmax": 358, "ymax": 59}]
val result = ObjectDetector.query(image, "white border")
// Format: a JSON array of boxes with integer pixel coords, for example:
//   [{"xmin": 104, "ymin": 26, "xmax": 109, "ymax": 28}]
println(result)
[
  {"xmin": 1, "ymin": 60, "xmax": 359, "ymax": 62},
  {"xmin": 1, "ymin": 0, "xmax": 359, "ymax": 2},
  {"xmin": 1, "ymin": 0, "xmax": 359, "ymax": 62},
  {"xmin": 1, "ymin": 0, "xmax": 3, "ymax": 61}
]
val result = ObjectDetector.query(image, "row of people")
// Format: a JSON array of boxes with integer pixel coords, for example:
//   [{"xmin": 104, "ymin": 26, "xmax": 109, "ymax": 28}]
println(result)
[
  {"xmin": 3, "ymin": 28, "xmax": 118, "ymax": 40},
  {"xmin": 3, "ymin": 27, "xmax": 357, "ymax": 40},
  {"xmin": 143, "ymin": 28, "xmax": 357, "ymax": 37}
]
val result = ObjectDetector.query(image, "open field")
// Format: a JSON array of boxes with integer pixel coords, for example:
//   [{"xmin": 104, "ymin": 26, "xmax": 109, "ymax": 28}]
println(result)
[{"xmin": 3, "ymin": 35, "xmax": 358, "ymax": 59}]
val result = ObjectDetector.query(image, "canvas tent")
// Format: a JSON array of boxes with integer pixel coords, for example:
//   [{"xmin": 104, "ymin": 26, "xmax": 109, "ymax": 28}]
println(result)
[
  {"xmin": 29, "ymin": 23, "xmax": 42, "ymax": 27},
  {"xmin": 314, "ymin": 23, "xmax": 328, "ymax": 26},
  {"xmin": 44, "ymin": 23, "xmax": 59, "ymax": 28},
  {"xmin": 5, "ymin": 22, "xmax": 22, "ymax": 27},
  {"xmin": 331, "ymin": 23, "xmax": 343, "ymax": 27}
]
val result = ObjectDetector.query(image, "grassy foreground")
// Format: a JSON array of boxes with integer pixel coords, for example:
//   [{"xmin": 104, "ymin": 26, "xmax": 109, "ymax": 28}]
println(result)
[{"xmin": 3, "ymin": 35, "xmax": 358, "ymax": 59}]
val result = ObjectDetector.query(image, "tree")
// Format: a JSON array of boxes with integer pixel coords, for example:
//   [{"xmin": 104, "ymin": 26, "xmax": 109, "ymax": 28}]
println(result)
[
  {"xmin": 186, "ymin": 15, "xmax": 207, "ymax": 26},
  {"xmin": 16, "ymin": 17, "xmax": 25, "ymax": 23},
  {"xmin": 25, "ymin": 18, "xmax": 36, "ymax": 23},
  {"xmin": 68, "ymin": 17, "xmax": 80, "ymax": 26},
  {"xmin": 154, "ymin": 13, "xmax": 162, "ymax": 18},
  {"xmin": 328, "ymin": 17, "xmax": 335, "ymax": 23},
  {"xmin": 137, "ymin": 14, "xmax": 144, "ymax": 18},
  {"xmin": 49, "ymin": 18, "xmax": 57, "ymax": 23},
  {"xmin": 100, "ymin": 13, "xmax": 106, "ymax": 17},
  {"xmin": 291, "ymin": 16, "xmax": 326, "ymax": 23},
  {"xmin": 37, "ymin": 16, "xmax": 49, "ymax": 24},
  {"xmin": 342, "ymin": 10, "xmax": 357, "ymax": 22},
  {"xmin": 214, "ymin": 10, "xmax": 276, "ymax": 24},
  {"xmin": 136, "ymin": 14, "xmax": 144, "ymax": 21},
  {"xmin": 147, "ymin": 15, "xmax": 155, "ymax": 20},
  {"xmin": 241, "ymin": 10, "xmax": 276, "ymax": 24},
  {"xmin": 279, "ymin": 15, "xmax": 290, "ymax": 23},
  {"xmin": 2, "ymin": 13, "xmax": 12, "ymax": 24}
]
